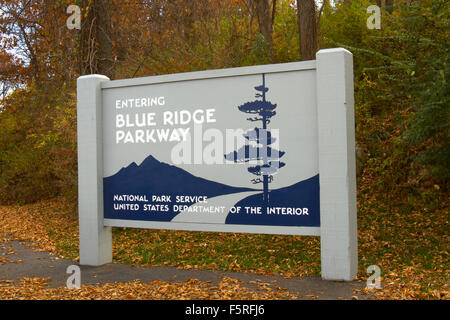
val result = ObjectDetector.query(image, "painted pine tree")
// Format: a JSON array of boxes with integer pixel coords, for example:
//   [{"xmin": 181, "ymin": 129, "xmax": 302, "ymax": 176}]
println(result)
[{"xmin": 225, "ymin": 74, "xmax": 285, "ymax": 205}]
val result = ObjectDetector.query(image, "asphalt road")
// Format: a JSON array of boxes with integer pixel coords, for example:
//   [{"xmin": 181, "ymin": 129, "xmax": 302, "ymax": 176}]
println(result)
[{"xmin": 0, "ymin": 237, "xmax": 371, "ymax": 300}]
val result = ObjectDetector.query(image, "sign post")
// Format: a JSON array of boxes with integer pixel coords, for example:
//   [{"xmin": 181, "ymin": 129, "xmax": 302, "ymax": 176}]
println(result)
[
  {"xmin": 77, "ymin": 48, "xmax": 358, "ymax": 281},
  {"xmin": 77, "ymin": 74, "xmax": 112, "ymax": 266},
  {"xmin": 316, "ymin": 49, "xmax": 358, "ymax": 280}
]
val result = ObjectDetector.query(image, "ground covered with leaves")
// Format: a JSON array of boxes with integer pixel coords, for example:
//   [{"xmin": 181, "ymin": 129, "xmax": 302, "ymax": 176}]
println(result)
[
  {"xmin": 0, "ymin": 276, "xmax": 301, "ymax": 300},
  {"xmin": 0, "ymin": 183, "xmax": 448, "ymax": 300}
]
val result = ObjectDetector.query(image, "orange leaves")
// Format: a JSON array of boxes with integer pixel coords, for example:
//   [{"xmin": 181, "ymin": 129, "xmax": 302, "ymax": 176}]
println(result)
[
  {"xmin": 0, "ymin": 276, "xmax": 301, "ymax": 300},
  {"xmin": 1, "ymin": 192, "xmax": 449, "ymax": 300},
  {"xmin": 0, "ymin": 197, "xmax": 78, "ymax": 259}
]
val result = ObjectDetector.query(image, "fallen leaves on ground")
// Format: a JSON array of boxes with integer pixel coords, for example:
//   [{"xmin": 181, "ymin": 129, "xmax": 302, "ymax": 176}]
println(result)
[
  {"xmin": 0, "ymin": 198, "xmax": 78, "ymax": 256},
  {"xmin": 0, "ymin": 276, "xmax": 301, "ymax": 300},
  {"xmin": 355, "ymin": 159, "xmax": 449, "ymax": 300},
  {"xmin": 0, "ymin": 192, "xmax": 448, "ymax": 300}
]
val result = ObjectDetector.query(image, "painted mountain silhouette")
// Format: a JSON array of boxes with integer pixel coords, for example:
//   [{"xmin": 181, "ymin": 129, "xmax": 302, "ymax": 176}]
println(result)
[{"xmin": 103, "ymin": 155, "xmax": 254, "ymax": 221}]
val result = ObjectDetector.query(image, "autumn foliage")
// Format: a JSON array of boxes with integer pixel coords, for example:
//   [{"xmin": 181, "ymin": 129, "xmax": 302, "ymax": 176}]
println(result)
[{"xmin": 0, "ymin": 0, "xmax": 448, "ymax": 300}]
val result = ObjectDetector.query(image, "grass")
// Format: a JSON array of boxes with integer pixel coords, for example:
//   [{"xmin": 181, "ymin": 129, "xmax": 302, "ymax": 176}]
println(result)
[
  {"xmin": 0, "ymin": 179, "xmax": 448, "ymax": 299},
  {"xmin": 111, "ymin": 227, "xmax": 321, "ymax": 277}
]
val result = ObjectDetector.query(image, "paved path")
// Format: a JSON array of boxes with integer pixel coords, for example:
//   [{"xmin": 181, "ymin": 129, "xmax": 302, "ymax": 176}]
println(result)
[{"xmin": 0, "ymin": 237, "xmax": 371, "ymax": 300}]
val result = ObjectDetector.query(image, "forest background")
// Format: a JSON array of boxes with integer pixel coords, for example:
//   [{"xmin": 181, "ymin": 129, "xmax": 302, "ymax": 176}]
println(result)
[{"xmin": 0, "ymin": 0, "xmax": 448, "ymax": 299}]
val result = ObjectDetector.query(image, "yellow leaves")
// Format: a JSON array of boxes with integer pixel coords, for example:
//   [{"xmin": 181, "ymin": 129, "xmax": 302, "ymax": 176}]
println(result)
[
  {"xmin": 0, "ymin": 199, "xmax": 306, "ymax": 300},
  {"xmin": 0, "ymin": 276, "xmax": 302, "ymax": 300},
  {"xmin": 229, "ymin": 259, "xmax": 241, "ymax": 271},
  {"xmin": 1, "ymin": 194, "xmax": 448, "ymax": 300},
  {"xmin": 431, "ymin": 290, "xmax": 448, "ymax": 300},
  {"xmin": 19, "ymin": 277, "xmax": 50, "ymax": 289},
  {"xmin": 0, "ymin": 197, "xmax": 77, "ymax": 258}
]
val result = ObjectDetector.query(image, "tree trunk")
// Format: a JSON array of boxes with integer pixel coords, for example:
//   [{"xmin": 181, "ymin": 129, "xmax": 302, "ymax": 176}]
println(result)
[
  {"xmin": 385, "ymin": 0, "xmax": 394, "ymax": 13},
  {"xmin": 94, "ymin": 0, "xmax": 114, "ymax": 79},
  {"xmin": 79, "ymin": 0, "xmax": 93, "ymax": 75},
  {"xmin": 254, "ymin": 0, "xmax": 274, "ymax": 53},
  {"xmin": 79, "ymin": 0, "xmax": 114, "ymax": 78},
  {"xmin": 297, "ymin": 0, "xmax": 317, "ymax": 61}
]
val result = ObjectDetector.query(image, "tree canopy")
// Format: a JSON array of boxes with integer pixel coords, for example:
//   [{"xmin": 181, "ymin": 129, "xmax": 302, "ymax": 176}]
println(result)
[{"xmin": 0, "ymin": 0, "xmax": 448, "ymax": 205}]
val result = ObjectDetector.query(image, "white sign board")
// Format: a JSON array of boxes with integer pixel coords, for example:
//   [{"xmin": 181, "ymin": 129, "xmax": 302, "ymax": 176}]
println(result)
[{"xmin": 77, "ymin": 48, "xmax": 357, "ymax": 281}]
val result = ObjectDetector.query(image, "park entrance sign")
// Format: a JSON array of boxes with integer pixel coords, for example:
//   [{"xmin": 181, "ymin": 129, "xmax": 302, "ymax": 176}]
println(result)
[{"xmin": 77, "ymin": 48, "xmax": 358, "ymax": 281}]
